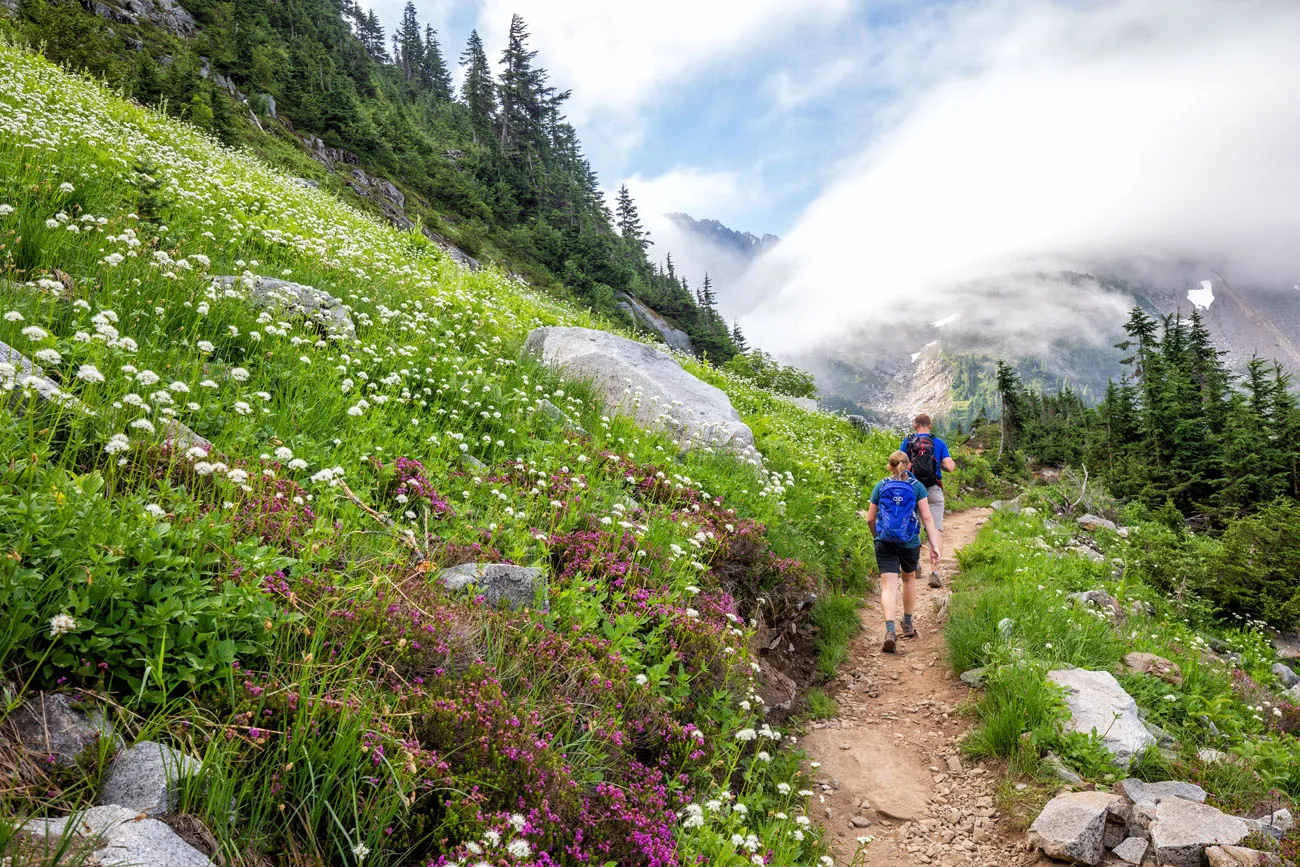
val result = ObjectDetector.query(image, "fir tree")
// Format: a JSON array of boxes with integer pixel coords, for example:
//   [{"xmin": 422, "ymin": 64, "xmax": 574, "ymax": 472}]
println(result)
[
  {"xmin": 422, "ymin": 24, "xmax": 452, "ymax": 100},
  {"xmin": 732, "ymin": 320, "xmax": 748, "ymax": 351},
  {"xmin": 395, "ymin": 2, "xmax": 422, "ymax": 81},
  {"xmin": 614, "ymin": 185, "xmax": 649, "ymax": 250},
  {"xmin": 459, "ymin": 29, "xmax": 495, "ymax": 144}
]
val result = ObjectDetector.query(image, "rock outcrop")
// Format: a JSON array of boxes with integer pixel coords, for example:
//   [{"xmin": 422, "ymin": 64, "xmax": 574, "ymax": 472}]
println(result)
[
  {"xmin": 439, "ymin": 563, "xmax": 547, "ymax": 612},
  {"xmin": 212, "ymin": 275, "xmax": 355, "ymax": 341},
  {"xmin": 1047, "ymin": 668, "xmax": 1155, "ymax": 766},
  {"xmin": 615, "ymin": 292, "xmax": 694, "ymax": 355},
  {"xmin": 1029, "ymin": 778, "xmax": 1260, "ymax": 867},
  {"xmin": 1149, "ymin": 798, "xmax": 1249, "ymax": 867},
  {"xmin": 523, "ymin": 326, "xmax": 759, "ymax": 461},
  {"xmin": 98, "ymin": 740, "xmax": 203, "ymax": 815},
  {"xmin": 24, "ymin": 804, "xmax": 212, "ymax": 866},
  {"xmin": 4, "ymin": 693, "xmax": 118, "ymax": 768},
  {"xmin": 1027, "ymin": 791, "xmax": 1128, "ymax": 865},
  {"xmin": 2, "ymin": 341, "xmax": 211, "ymax": 452}
]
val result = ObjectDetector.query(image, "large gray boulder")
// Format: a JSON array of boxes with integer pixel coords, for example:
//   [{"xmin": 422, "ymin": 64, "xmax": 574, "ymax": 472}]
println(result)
[
  {"xmin": 25, "ymin": 805, "xmax": 212, "ymax": 866},
  {"xmin": 212, "ymin": 275, "xmax": 355, "ymax": 340},
  {"xmin": 1027, "ymin": 791, "xmax": 1128, "ymax": 866},
  {"xmin": 4, "ymin": 693, "xmax": 118, "ymax": 768},
  {"xmin": 439, "ymin": 563, "xmax": 547, "ymax": 612},
  {"xmin": 523, "ymin": 327, "xmax": 759, "ymax": 461},
  {"xmin": 1149, "ymin": 798, "xmax": 1249, "ymax": 867},
  {"xmin": 1273, "ymin": 662, "xmax": 1300, "ymax": 689},
  {"xmin": 1047, "ymin": 668, "xmax": 1155, "ymax": 766},
  {"xmin": 98, "ymin": 741, "xmax": 202, "ymax": 815}
]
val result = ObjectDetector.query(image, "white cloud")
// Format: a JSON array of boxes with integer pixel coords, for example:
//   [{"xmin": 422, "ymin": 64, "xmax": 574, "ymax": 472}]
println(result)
[
  {"xmin": 613, "ymin": 166, "xmax": 762, "ymax": 291},
  {"xmin": 475, "ymin": 0, "xmax": 854, "ymax": 133},
  {"xmin": 739, "ymin": 0, "xmax": 1300, "ymax": 354},
  {"xmin": 765, "ymin": 57, "xmax": 859, "ymax": 112}
]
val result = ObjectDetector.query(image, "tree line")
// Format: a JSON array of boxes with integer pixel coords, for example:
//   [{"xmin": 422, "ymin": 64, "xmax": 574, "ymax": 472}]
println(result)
[
  {"xmin": 993, "ymin": 306, "xmax": 1300, "ymax": 525},
  {"xmin": 6, "ymin": 0, "xmax": 747, "ymax": 363}
]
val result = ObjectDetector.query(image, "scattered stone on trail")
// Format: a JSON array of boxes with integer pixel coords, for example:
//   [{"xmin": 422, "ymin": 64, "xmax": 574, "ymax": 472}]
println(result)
[
  {"xmin": 1076, "ymin": 514, "xmax": 1119, "ymax": 533},
  {"xmin": 1111, "ymin": 836, "xmax": 1148, "ymax": 864},
  {"xmin": 1148, "ymin": 798, "xmax": 1249, "ymax": 867},
  {"xmin": 1047, "ymin": 668, "xmax": 1155, "ymax": 766},
  {"xmin": 1205, "ymin": 845, "xmax": 1282, "ymax": 867},
  {"xmin": 850, "ymin": 815, "xmax": 872, "ymax": 828},
  {"xmin": 24, "ymin": 804, "xmax": 212, "ymax": 867},
  {"xmin": 945, "ymin": 755, "xmax": 963, "ymax": 774},
  {"xmin": 958, "ymin": 667, "xmax": 986, "ymax": 688},
  {"xmin": 1113, "ymin": 778, "xmax": 1206, "ymax": 806},
  {"xmin": 523, "ymin": 326, "xmax": 759, "ymax": 461},
  {"xmin": 989, "ymin": 500, "xmax": 1020, "ymax": 514},
  {"xmin": 4, "ymin": 692, "xmax": 118, "ymax": 769},
  {"xmin": 439, "ymin": 563, "xmax": 548, "ymax": 612},
  {"xmin": 1027, "ymin": 791, "xmax": 1127, "ymax": 866},
  {"xmin": 1123, "ymin": 652, "xmax": 1184, "ymax": 685},
  {"xmin": 1272, "ymin": 661, "xmax": 1300, "ymax": 689},
  {"xmin": 98, "ymin": 740, "xmax": 202, "ymax": 815},
  {"xmin": 212, "ymin": 274, "xmax": 356, "ymax": 340}
]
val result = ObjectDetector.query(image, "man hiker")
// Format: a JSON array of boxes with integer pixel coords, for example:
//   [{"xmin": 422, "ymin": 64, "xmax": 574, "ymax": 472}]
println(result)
[
  {"xmin": 864, "ymin": 451, "xmax": 943, "ymax": 653},
  {"xmin": 902, "ymin": 413, "xmax": 955, "ymax": 588}
]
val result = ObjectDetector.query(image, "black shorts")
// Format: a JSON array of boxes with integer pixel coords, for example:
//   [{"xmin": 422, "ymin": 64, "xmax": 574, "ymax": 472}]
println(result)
[{"xmin": 875, "ymin": 540, "xmax": 920, "ymax": 575}]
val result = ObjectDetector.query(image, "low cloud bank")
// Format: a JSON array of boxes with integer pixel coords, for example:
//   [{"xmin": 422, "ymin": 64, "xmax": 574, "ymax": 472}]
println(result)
[{"xmin": 734, "ymin": 0, "xmax": 1300, "ymax": 355}]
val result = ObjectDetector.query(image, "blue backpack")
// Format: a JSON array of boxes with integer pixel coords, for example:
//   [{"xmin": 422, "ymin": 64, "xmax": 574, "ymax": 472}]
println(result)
[{"xmin": 877, "ymin": 478, "xmax": 920, "ymax": 543}]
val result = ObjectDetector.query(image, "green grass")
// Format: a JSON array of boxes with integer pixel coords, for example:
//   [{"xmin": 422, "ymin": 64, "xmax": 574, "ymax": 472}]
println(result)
[
  {"xmin": 811, "ymin": 593, "xmax": 863, "ymax": 680},
  {"xmin": 946, "ymin": 499, "xmax": 1300, "ymax": 818},
  {"xmin": 801, "ymin": 688, "xmax": 839, "ymax": 721}
]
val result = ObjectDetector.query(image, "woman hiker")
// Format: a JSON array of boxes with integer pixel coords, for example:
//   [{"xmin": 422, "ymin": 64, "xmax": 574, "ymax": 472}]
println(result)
[{"xmin": 863, "ymin": 450, "xmax": 943, "ymax": 653}]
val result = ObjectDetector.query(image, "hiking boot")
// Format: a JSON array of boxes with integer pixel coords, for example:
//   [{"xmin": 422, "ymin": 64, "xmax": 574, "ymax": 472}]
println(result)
[
  {"xmin": 882, "ymin": 632, "xmax": 897, "ymax": 654},
  {"xmin": 928, "ymin": 571, "xmax": 942, "ymax": 589},
  {"xmin": 901, "ymin": 623, "xmax": 919, "ymax": 640}
]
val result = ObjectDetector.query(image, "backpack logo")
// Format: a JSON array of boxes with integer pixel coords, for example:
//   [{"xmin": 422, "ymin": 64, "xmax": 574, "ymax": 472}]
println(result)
[
  {"xmin": 877, "ymin": 479, "xmax": 920, "ymax": 544},
  {"xmin": 906, "ymin": 434, "xmax": 939, "ymax": 488}
]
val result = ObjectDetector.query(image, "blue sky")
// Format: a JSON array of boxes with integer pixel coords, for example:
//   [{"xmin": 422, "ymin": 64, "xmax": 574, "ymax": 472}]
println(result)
[{"xmin": 362, "ymin": 0, "xmax": 925, "ymax": 236}]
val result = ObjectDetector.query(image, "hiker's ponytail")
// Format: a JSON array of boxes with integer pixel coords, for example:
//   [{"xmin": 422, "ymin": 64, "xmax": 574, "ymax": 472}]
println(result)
[{"xmin": 887, "ymin": 450, "xmax": 911, "ymax": 481}]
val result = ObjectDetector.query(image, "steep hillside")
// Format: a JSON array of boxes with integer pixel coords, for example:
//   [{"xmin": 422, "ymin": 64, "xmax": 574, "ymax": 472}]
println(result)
[
  {"xmin": 0, "ymin": 0, "xmax": 739, "ymax": 363},
  {"xmin": 0, "ymin": 40, "xmax": 893, "ymax": 867}
]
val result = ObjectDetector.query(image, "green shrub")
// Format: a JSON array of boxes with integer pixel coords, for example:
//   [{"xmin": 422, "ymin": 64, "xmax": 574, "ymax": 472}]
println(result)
[{"xmin": 1205, "ymin": 501, "xmax": 1300, "ymax": 628}]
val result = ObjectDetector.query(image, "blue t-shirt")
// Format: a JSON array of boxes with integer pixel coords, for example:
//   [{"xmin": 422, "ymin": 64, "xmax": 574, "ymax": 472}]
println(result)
[
  {"xmin": 899, "ymin": 433, "xmax": 951, "ymax": 483},
  {"xmin": 869, "ymin": 478, "xmax": 929, "ymax": 548}
]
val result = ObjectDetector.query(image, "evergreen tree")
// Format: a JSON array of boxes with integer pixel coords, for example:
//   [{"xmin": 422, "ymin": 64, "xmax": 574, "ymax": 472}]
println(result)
[
  {"xmin": 731, "ymin": 321, "xmax": 748, "ymax": 351},
  {"xmin": 422, "ymin": 24, "xmax": 452, "ymax": 100},
  {"xmin": 614, "ymin": 185, "xmax": 648, "ymax": 250},
  {"xmin": 395, "ymin": 2, "xmax": 422, "ymax": 81},
  {"xmin": 459, "ymin": 29, "xmax": 495, "ymax": 144}
]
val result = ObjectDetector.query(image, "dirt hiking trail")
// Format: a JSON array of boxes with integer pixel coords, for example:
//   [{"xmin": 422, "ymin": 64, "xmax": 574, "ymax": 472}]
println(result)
[{"xmin": 802, "ymin": 507, "xmax": 1038, "ymax": 867}]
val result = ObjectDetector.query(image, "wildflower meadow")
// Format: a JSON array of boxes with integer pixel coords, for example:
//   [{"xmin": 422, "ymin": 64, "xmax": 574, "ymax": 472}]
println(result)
[{"xmin": 0, "ymin": 39, "xmax": 896, "ymax": 866}]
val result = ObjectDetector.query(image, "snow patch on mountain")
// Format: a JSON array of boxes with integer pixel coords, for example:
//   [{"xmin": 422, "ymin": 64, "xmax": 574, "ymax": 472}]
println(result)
[{"xmin": 1188, "ymin": 279, "xmax": 1215, "ymax": 310}]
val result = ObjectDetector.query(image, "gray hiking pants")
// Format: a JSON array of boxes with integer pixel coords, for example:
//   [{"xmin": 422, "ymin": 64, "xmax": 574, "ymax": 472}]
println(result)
[{"xmin": 926, "ymin": 484, "xmax": 945, "ymax": 533}]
